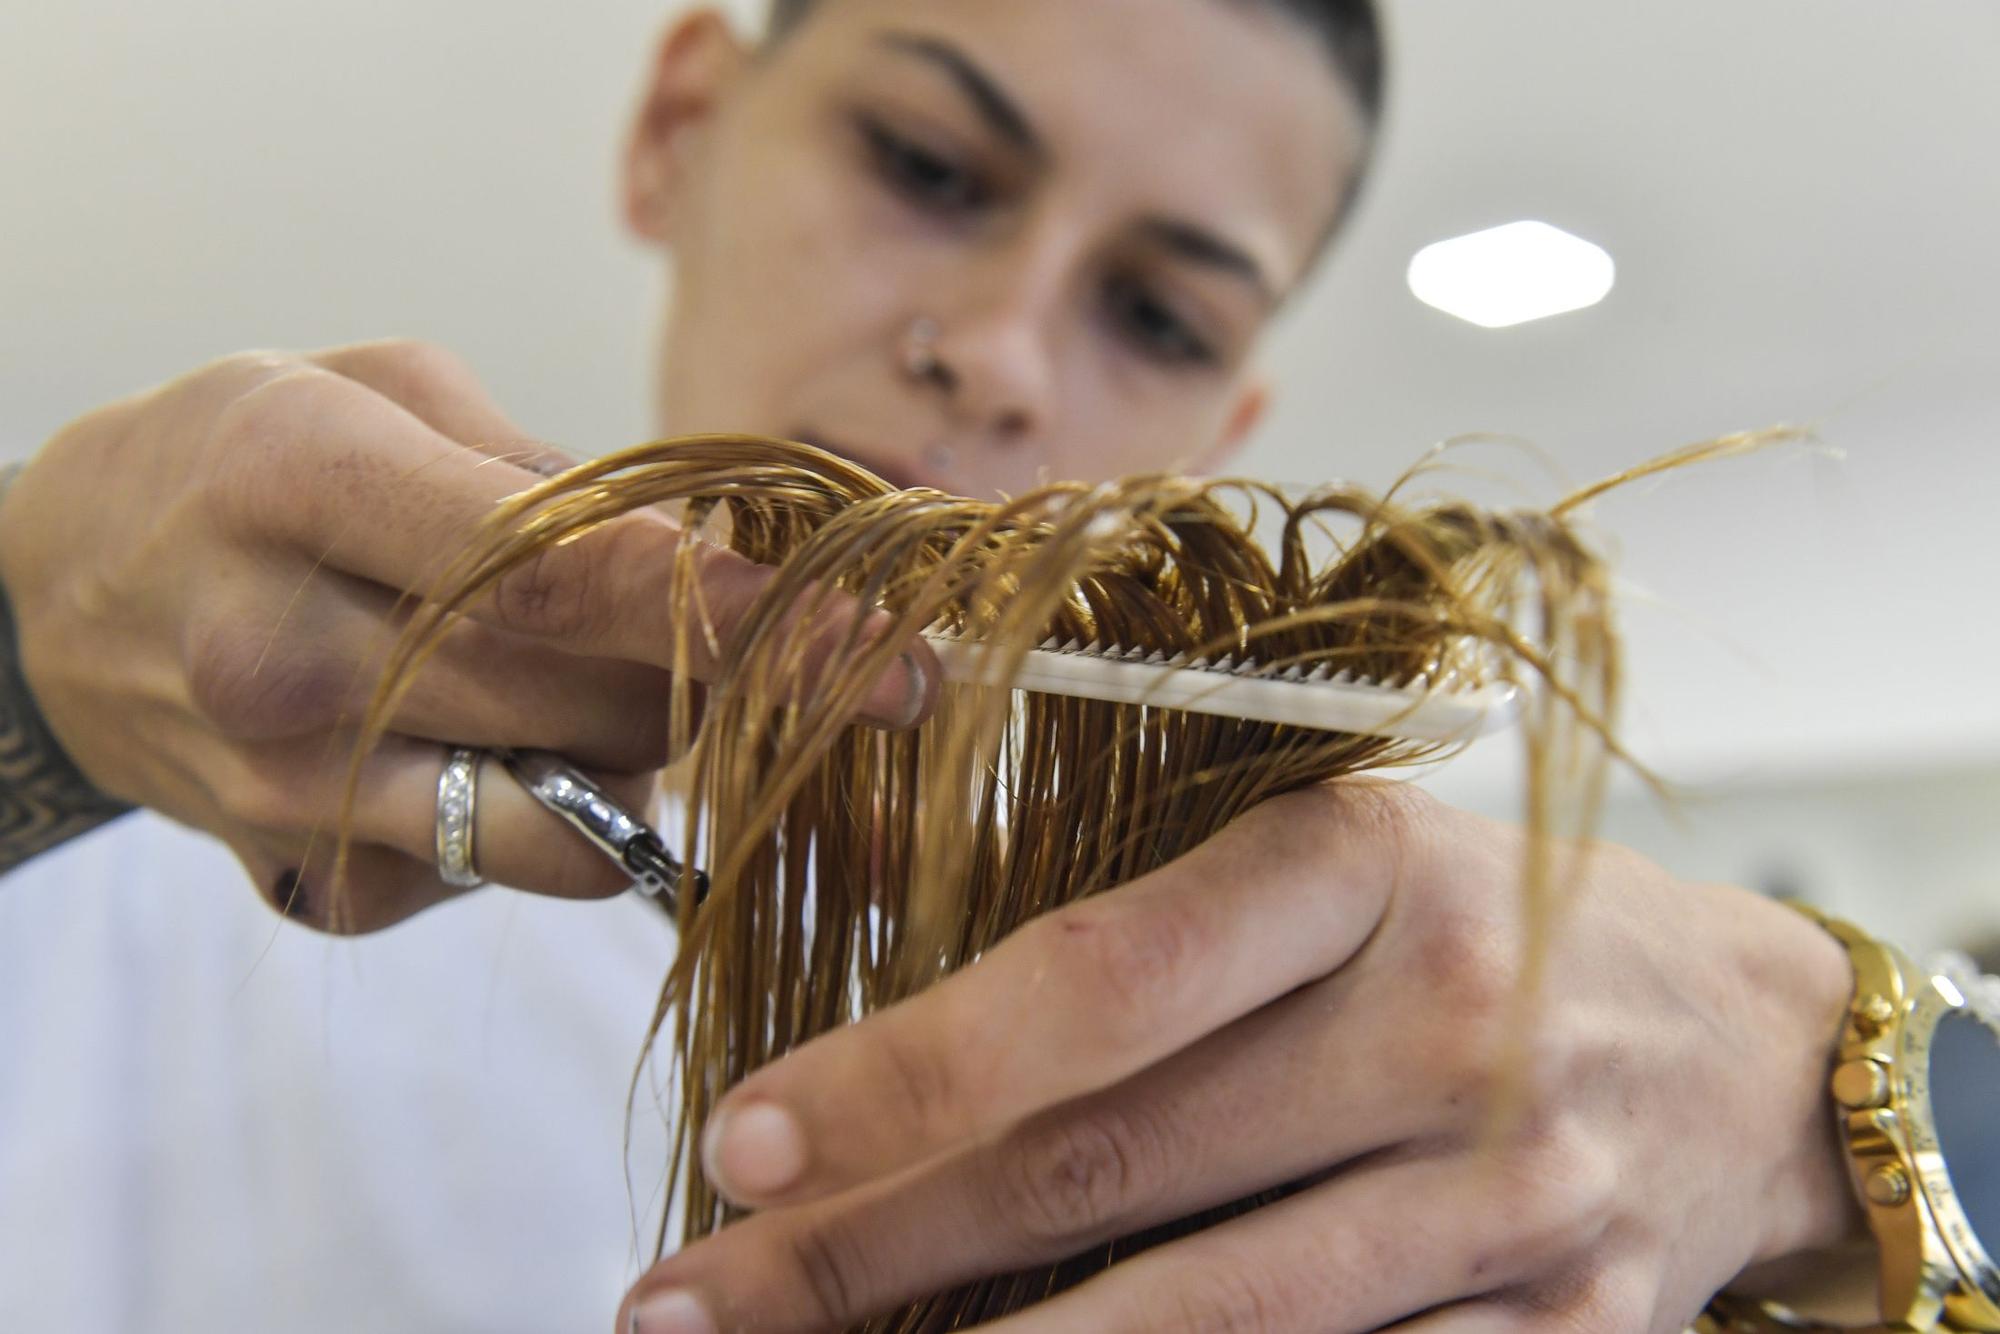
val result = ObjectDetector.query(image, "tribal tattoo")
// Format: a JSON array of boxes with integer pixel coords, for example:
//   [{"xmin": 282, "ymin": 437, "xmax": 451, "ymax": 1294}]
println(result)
[{"xmin": 0, "ymin": 463, "xmax": 133, "ymax": 873}]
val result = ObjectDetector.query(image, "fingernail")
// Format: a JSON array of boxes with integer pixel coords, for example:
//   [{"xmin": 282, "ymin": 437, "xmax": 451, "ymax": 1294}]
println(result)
[
  {"xmin": 629, "ymin": 1289, "xmax": 715, "ymax": 1334},
  {"xmin": 896, "ymin": 648, "xmax": 929, "ymax": 728},
  {"xmin": 860, "ymin": 647, "xmax": 929, "ymax": 729},
  {"xmin": 701, "ymin": 1099, "xmax": 808, "ymax": 1200},
  {"xmin": 272, "ymin": 868, "xmax": 312, "ymax": 922}
]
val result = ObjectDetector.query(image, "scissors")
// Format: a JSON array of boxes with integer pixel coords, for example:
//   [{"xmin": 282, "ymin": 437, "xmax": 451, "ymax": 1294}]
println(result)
[{"xmin": 496, "ymin": 748, "xmax": 707, "ymax": 909}]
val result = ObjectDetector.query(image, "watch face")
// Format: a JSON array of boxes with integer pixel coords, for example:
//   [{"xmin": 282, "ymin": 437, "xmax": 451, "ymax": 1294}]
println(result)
[{"xmin": 1929, "ymin": 1007, "xmax": 2000, "ymax": 1259}]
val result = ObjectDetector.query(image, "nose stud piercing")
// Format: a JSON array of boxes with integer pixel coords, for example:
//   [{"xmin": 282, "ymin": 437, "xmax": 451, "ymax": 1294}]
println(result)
[{"xmin": 901, "ymin": 316, "xmax": 943, "ymax": 382}]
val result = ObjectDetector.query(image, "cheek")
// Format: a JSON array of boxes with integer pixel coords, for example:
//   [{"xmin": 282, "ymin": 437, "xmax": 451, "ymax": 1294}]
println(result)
[
  {"xmin": 661, "ymin": 170, "xmax": 865, "ymax": 425},
  {"xmin": 1057, "ymin": 371, "xmax": 1242, "ymax": 481},
  {"xmin": 670, "ymin": 146, "xmax": 929, "ymax": 418},
  {"xmin": 705, "ymin": 162, "xmax": 854, "ymax": 333}
]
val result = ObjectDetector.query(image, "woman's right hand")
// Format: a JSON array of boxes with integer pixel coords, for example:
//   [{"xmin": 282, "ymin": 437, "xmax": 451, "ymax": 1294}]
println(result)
[{"xmin": 0, "ymin": 340, "xmax": 930, "ymax": 931}]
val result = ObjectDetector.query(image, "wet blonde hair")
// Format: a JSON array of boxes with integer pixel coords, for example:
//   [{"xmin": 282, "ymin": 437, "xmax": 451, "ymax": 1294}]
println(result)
[{"xmin": 347, "ymin": 429, "xmax": 1771, "ymax": 1329}]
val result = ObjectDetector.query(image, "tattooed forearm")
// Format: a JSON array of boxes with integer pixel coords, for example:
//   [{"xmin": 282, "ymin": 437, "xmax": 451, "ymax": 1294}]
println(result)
[{"xmin": 0, "ymin": 463, "xmax": 134, "ymax": 873}]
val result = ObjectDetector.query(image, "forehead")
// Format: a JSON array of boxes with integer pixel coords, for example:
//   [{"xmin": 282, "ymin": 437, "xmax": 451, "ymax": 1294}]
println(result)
[{"xmin": 774, "ymin": 0, "xmax": 1364, "ymax": 289}]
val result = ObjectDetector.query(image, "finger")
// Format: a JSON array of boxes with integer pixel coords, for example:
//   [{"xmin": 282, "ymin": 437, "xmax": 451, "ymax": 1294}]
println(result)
[
  {"xmin": 363, "ymin": 625, "xmax": 680, "ymax": 774},
  {"xmin": 625, "ymin": 1148, "xmax": 1577, "ymax": 1334},
  {"xmin": 475, "ymin": 438, "xmax": 586, "ymax": 480},
  {"xmin": 698, "ymin": 782, "xmax": 1424, "ymax": 1208},
  {"xmin": 961, "ymin": 1148, "xmax": 1608, "ymax": 1334},
  {"xmin": 232, "ymin": 833, "xmax": 469, "ymax": 934},
  {"xmin": 309, "ymin": 338, "xmax": 541, "ymax": 456},
  {"xmin": 1381, "ymin": 1282, "xmax": 1662, "ymax": 1334},
  {"xmin": 701, "ymin": 966, "xmax": 1450, "ymax": 1288},
  {"xmin": 343, "ymin": 737, "xmax": 658, "ymax": 901},
  {"xmin": 625, "ymin": 971, "xmax": 1430, "ymax": 1328},
  {"xmin": 214, "ymin": 365, "xmax": 932, "ymax": 727},
  {"xmin": 312, "ymin": 340, "xmax": 685, "ymax": 524},
  {"xmin": 1380, "ymin": 1304, "xmax": 1531, "ymax": 1332},
  {"xmin": 220, "ymin": 734, "xmax": 660, "ymax": 910},
  {"xmin": 188, "ymin": 566, "xmax": 679, "ymax": 771}
]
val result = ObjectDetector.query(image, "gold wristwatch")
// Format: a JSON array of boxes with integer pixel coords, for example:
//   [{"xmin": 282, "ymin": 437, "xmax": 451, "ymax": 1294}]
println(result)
[{"xmin": 1699, "ymin": 906, "xmax": 2000, "ymax": 1333}]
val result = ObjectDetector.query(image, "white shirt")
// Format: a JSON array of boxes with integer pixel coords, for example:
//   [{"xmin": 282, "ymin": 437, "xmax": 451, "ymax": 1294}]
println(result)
[{"xmin": 0, "ymin": 811, "xmax": 677, "ymax": 1333}]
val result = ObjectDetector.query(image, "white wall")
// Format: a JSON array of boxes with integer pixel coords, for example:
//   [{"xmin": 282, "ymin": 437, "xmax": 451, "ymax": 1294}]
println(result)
[{"xmin": 1, "ymin": 0, "xmax": 764, "ymax": 452}]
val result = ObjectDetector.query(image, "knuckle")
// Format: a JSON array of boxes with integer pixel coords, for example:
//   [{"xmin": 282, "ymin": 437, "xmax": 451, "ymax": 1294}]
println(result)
[
  {"xmin": 185, "ymin": 619, "xmax": 347, "ymax": 740},
  {"xmin": 1492, "ymin": 1119, "xmax": 1620, "ymax": 1257},
  {"xmin": 183, "ymin": 349, "xmax": 294, "ymax": 399},
  {"xmin": 1546, "ymin": 1150, "xmax": 1619, "ymax": 1241},
  {"xmin": 1579, "ymin": 836, "xmax": 1657, "ymax": 898},
  {"xmin": 164, "ymin": 349, "xmax": 297, "ymax": 426},
  {"xmin": 206, "ymin": 366, "xmax": 347, "ymax": 525},
  {"xmin": 1510, "ymin": 1266, "xmax": 1653, "ymax": 1334},
  {"xmin": 1044, "ymin": 897, "xmax": 1202, "ymax": 1035},
  {"xmin": 213, "ymin": 364, "xmax": 338, "ymax": 452},
  {"xmin": 484, "ymin": 519, "xmax": 652, "ymax": 646},
  {"xmin": 377, "ymin": 336, "xmax": 472, "ymax": 380},
  {"xmin": 874, "ymin": 1028, "xmax": 964, "ymax": 1143},
  {"xmin": 1252, "ymin": 778, "xmax": 1441, "ymax": 906},
  {"xmin": 1425, "ymin": 920, "xmax": 1518, "ymax": 1022},
  {"xmin": 1150, "ymin": 1263, "xmax": 1288, "ymax": 1334},
  {"xmin": 1309, "ymin": 777, "xmax": 1440, "ymax": 857},
  {"xmin": 778, "ymin": 1224, "xmax": 870, "ymax": 1327},
  {"xmin": 1581, "ymin": 1282, "xmax": 1654, "ymax": 1334},
  {"xmin": 488, "ymin": 540, "xmax": 600, "ymax": 642},
  {"xmin": 364, "ymin": 338, "xmax": 484, "ymax": 407},
  {"xmin": 1400, "ymin": 935, "xmax": 1519, "ymax": 1099},
  {"xmin": 992, "ymin": 1109, "xmax": 1153, "ymax": 1247},
  {"xmin": 207, "ymin": 349, "xmax": 298, "ymax": 383}
]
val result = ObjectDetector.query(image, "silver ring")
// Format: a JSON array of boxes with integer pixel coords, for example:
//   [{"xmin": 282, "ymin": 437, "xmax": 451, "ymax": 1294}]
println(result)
[{"xmin": 435, "ymin": 746, "xmax": 486, "ymax": 888}]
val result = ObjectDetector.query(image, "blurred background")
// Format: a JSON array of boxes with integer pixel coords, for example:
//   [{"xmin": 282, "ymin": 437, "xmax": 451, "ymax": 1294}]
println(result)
[{"xmin": 2, "ymin": 0, "xmax": 1995, "ymax": 953}]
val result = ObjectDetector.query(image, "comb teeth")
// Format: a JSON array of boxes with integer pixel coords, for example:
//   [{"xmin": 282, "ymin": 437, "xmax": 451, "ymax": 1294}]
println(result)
[
  {"xmin": 921, "ymin": 631, "xmax": 1517, "ymax": 742},
  {"xmin": 1013, "ymin": 634, "xmax": 1412, "ymax": 691}
]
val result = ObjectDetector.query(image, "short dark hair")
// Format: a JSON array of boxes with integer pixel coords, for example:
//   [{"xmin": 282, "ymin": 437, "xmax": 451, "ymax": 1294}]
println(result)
[
  {"xmin": 763, "ymin": 0, "xmax": 1386, "ymax": 261},
  {"xmin": 767, "ymin": 0, "xmax": 1384, "ymax": 129}
]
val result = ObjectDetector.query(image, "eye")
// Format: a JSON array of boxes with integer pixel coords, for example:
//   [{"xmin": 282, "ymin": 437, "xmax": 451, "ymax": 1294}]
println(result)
[
  {"xmin": 1103, "ymin": 272, "xmax": 1216, "ymax": 367},
  {"xmin": 858, "ymin": 115, "xmax": 988, "ymax": 213}
]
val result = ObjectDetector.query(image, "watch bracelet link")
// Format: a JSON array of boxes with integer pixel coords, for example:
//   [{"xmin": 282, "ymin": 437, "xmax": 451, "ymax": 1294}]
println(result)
[{"xmin": 1697, "ymin": 903, "xmax": 2000, "ymax": 1334}]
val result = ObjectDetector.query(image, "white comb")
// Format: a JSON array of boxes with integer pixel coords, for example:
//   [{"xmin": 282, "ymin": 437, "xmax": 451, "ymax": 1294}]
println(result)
[{"xmin": 922, "ymin": 632, "xmax": 1518, "ymax": 742}]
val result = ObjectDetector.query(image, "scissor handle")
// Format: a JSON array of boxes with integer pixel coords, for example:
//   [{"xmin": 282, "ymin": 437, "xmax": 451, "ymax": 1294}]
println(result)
[{"xmin": 495, "ymin": 749, "xmax": 705, "ymax": 908}]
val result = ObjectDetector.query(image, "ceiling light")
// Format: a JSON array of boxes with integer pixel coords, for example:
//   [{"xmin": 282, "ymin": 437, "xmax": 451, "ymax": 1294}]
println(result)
[{"xmin": 1406, "ymin": 220, "xmax": 1615, "ymax": 329}]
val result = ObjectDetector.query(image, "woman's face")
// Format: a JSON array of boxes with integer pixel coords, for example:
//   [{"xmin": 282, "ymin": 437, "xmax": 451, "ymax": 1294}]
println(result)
[{"xmin": 624, "ymin": 0, "xmax": 1364, "ymax": 497}]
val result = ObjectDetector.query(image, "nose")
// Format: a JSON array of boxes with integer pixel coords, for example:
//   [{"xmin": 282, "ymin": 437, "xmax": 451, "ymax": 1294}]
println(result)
[{"xmin": 901, "ymin": 235, "xmax": 1062, "ymax": 448}]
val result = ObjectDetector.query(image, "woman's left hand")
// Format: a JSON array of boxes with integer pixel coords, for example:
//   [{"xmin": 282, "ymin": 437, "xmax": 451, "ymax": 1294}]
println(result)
[{"xmin": 618, "ymin": 782, "xmax": 1867, "ymax": 1334}]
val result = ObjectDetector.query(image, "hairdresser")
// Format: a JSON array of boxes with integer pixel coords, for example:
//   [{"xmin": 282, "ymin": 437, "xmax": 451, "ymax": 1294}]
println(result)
[{"xmin": 4, "ymin": 3, "xmax": 1990, "ymax": 1333}]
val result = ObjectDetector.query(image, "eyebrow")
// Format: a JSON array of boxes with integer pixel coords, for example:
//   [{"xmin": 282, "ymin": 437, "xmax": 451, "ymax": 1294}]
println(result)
[
  {"xmin": 875, "ymin": 31, "xmax": 1041, "ymax": 156},
  {"xmin": 873, "ymin": 30, "xmax": 1274, "ymax": 303},
  {"xmin": 1140, "ymin": 217, "xmax": 1276, "ymax": 302}
]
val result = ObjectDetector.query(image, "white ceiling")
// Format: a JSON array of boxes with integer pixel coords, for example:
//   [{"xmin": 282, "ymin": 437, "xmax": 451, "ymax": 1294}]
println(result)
[{"xmin": 3, "ymin": 0, "xmax": 1995, "ymax": 796}]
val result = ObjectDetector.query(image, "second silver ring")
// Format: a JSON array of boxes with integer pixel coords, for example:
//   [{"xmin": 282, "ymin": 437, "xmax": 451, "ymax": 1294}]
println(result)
[{"xmin": 435, "ymin": 745, "xmax": 486, "ymax": 888}]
